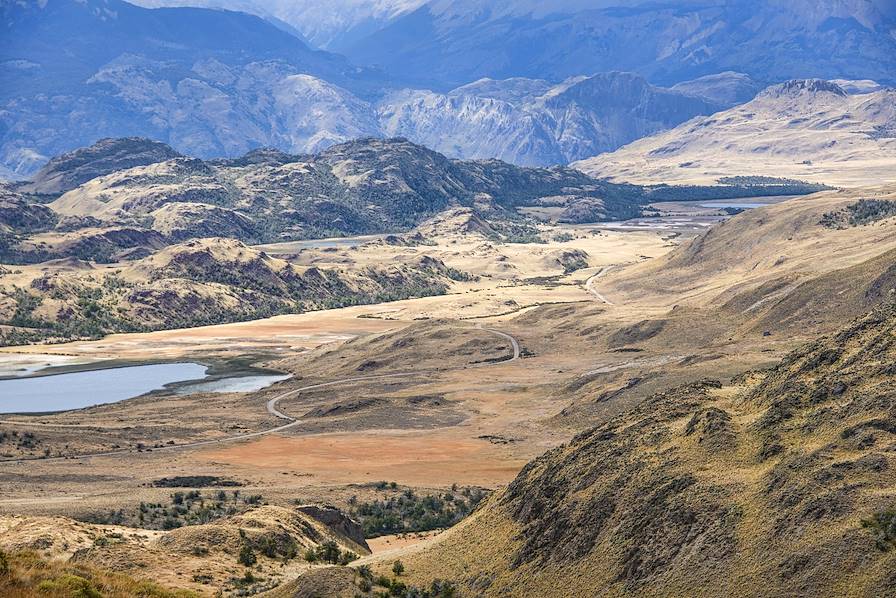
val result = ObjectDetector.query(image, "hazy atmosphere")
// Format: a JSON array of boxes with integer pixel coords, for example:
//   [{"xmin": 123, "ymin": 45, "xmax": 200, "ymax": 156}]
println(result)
[{"xmin": 1, "ymin": 1, "xmax": 895, "ymax": 596}]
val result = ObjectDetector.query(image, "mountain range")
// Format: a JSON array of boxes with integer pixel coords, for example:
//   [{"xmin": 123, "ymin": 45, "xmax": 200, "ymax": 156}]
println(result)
[
  {"xmin": 345, "ymin": 0, "xmax": 896, "ymax": 89},
  {"xmin": 3, "ymin": 0, "xmax": 895, "ymax": 180},
  {"xmin": 130, "ymin": 0, "xmax": 425, "ymax": 50}
]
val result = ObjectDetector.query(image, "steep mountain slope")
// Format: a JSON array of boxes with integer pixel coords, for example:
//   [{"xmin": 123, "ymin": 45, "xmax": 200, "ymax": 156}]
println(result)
[
  {"xmin": 378, "ymin": 72, "xmax": 722, "ymax": 165},
  {"xmin": 132, "ymin": 0, "xmax": 425, "ymax": 50},
  {"xmin": 575, "ymin": 80, "xmax": 896, "ymax": 187},
  {"xmin": 0, "ymin": 0, "xmax": 385, "ymax": 178},
  {"xmin": 395, "ymin": 298, "xmax": 896, "ymax": 596},
  {"xmin": 346, "ymin": 0, "xmax": 896, "ymax": 90}
]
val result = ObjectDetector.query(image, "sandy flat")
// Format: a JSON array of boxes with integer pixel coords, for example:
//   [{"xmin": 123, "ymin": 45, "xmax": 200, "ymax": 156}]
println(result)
[{"xmin": 198, "ymin": 431, "xmax": 531, "ymax": 488}]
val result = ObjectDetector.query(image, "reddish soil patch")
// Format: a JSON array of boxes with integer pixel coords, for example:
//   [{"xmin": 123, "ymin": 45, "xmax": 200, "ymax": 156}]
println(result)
[{"xmin": 197, "ymin": 432, "xmax": 528, "ymax": 488}]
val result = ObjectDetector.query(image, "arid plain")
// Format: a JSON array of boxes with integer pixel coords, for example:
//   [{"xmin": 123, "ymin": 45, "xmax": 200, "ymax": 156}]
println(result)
[{"xmin": 5, "ymin": 184, "xmax": 896, "ymax": 595}]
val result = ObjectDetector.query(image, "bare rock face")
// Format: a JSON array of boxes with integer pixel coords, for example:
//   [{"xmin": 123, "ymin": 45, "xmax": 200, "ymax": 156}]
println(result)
[
  {"xmin": 23, "ymin": 138, "xmax": 182, "ymax": 195},
  {"xmin": 296, "ymin": 505, "xmax": 370, "ymax": 552},
  {"xmin": 378, "ymin": 72, "xmax": 723, "ymax": 166}
]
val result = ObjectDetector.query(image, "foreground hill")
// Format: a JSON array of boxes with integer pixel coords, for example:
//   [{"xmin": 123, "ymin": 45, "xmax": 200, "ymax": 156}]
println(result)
[
  {"xmin": 575, "ymin": 80, "xmax": 896, "ymax": 187},
  {"xmin": 384, "ymin": 297, "xmax": 896, "ymax": 596},
  {"xmin": 1, "ymin": 504, "xmax": 369, "ymax": 596}
]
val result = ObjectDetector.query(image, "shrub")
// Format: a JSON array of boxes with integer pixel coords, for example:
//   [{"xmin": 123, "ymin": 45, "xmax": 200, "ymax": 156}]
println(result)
[
  {"xmin": 36, "ymin": 574, "xmax": 103, "ymax": 598},
  {"xmin": 862, "ymin": 507, "xmax": 896, "ymax": 550},
  {"xmin": 349, "ymin": 483, "xmax": 489, "ymax": 537},
  {"xmin": 238, "ymin": 545, "xmax": 257, "ymax": 567},
  {"xmin": 392, "ymin": 560, "xmax": 405, "ymax": 576}
]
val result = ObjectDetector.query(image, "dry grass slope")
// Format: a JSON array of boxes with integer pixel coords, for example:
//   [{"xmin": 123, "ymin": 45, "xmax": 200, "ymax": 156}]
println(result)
[{"xmin": 395, "ymin": 300, "xmax": 896, "ymax": 597}]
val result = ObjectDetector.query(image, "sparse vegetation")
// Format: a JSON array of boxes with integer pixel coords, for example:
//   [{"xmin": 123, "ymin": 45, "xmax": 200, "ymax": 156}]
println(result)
[
  {"xmin": 347, "ymin": 484, "xmax": 488, "ymax": 537},
  {"xmin": 0, "ymin": 430, "xmax": 41, "ymax": 456},
  {"xmin": 0, "ymin": 245, "xmax": 456, "ymax": 347},
  {"xmin": 81, "ymin": 490, "xmax": 263, "ymax": 530},
  {"xmin": 237, "ymin": 545, "xmax": 257, "ymax": 567},
  {"xmin": 302, "ymin": 540, "xmax": 357, "ymax": 565},
  {"xmin": 862, "ymin": 507, "xmax": 896, "ymax": 550},
  {"xmin": 353, "ymin": 569, "xmax": 458, "ymax": 598},
  {"xmin": 820, "ymin": 199, "xmax": 896, "ymax": 229},
  {"xmin": 151, "ymin": 475, "xmax": 243, "ymax": 488},
  {"xmin": 556, "ymin": 250, "xmax": 589, "ymax": 274}
]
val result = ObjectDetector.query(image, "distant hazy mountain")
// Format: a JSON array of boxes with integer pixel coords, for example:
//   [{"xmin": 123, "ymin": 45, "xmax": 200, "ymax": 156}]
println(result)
[
  {"xmin": 131, "ymin": 0, "xmax": 425, "ymax": 50},
  {"xmin": 670, "ymin": 72, "xmax": 763, "ymax": 107},
  {"xmin": 8, "ymin": 0, "xmax": 862, "ymax": 179},
  {"xmin": 346, "ymin": 0, "xmax": 896, "ymax": 90},
  {"xmin": 574, "ymin": 79, "xmax": 896, "ymax": 187},
  {"xmin": 0, "ymin": 0, "xmax": 735, "ymax": 179},
  {"xmin": 0, "ymin": 0, "xmax": 385, "ymax": 177},
  {"xmin": 378, "ymin": 72, "xmax": 723, "ymax": 166}
]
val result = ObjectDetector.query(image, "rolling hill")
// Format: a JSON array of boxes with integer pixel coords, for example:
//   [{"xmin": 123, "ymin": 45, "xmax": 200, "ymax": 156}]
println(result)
[
  {"xmin": 575, "ymin": 80, "xmax": 896, "ymax": 187},
  {"xmin": 1, "ymin": 136, "xmax": 645, "ymax": 264}
]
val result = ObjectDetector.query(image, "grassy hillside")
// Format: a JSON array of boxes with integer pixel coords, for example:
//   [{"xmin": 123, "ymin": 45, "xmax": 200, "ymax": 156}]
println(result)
[
  {"xmin": 0, "ymin": 238, "xmax": 460, "ymax": 346},
  {"xmin": 394, "ymin": 300, "xmax": 896, "ymax": 596}
]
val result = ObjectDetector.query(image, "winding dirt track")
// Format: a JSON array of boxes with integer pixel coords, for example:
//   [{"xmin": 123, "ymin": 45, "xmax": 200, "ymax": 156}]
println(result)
[
  {"xmin": 584, "ymin": 266, "xmax": 615, "ymax": 305},
  {"xmin": 0, "ymin": 327, "xmax": 520, "ymax": 464}
]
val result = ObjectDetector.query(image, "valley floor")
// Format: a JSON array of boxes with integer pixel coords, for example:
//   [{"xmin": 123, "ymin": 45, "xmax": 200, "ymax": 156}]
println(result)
[{"xmin": 4, "ymin": 187, "xmax": 896, "ymax": 595}]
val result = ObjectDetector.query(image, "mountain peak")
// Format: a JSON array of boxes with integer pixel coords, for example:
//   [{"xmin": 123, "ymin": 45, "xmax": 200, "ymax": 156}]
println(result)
[
  {"xmin": 24, "ymin": 137, "xmax": 182, "ymax": 195},
  {"xmin": 761, "ymin": 79, "xmax": 848, "ymax": 99}
]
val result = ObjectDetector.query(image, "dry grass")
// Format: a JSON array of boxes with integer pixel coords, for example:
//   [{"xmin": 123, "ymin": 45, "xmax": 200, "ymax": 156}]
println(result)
[{"xmin": 0, "ymin": 549, "xmax": 197, "ymax": 598}]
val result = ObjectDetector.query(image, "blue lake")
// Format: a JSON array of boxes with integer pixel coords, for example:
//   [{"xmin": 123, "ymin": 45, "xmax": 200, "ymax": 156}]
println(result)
[{"xmin": 0, "ymin": 363, "xmax": 209, "ymax": 414}]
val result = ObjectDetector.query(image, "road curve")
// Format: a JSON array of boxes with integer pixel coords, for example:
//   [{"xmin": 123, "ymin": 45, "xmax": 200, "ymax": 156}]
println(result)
[
  {"xmin": 584, "ymin": 266, "xmax": 615, "ymax": 305},
  {"xmin": 0, "ymin": 327, "xmax": 521, "ymax": 464}
]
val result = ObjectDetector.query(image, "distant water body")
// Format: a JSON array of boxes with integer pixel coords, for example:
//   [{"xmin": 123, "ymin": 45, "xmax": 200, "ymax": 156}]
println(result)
[{"xmin": 0, "ymin": 363, "xmax": 291, "ymax": 414}]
